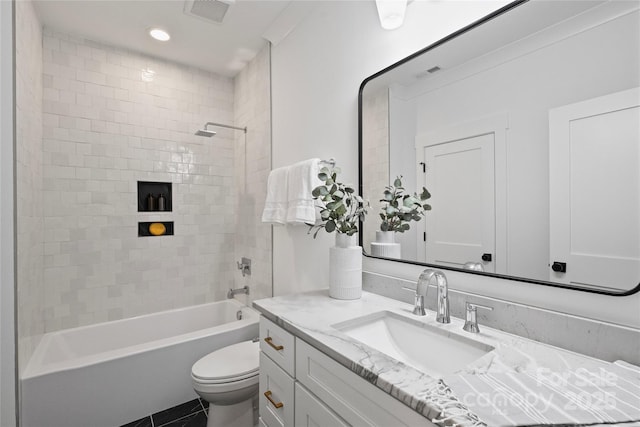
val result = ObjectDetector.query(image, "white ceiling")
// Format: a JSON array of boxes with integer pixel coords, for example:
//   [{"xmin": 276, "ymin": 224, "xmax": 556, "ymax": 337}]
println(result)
[{"xmin": 33, "ymin": 0, "xmax": 294, "ymax": 77}]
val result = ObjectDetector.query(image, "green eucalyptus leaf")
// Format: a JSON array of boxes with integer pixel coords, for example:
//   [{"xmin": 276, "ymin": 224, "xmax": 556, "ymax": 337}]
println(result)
[
  {"xmin": 423, "ymin": 204, "xmax": 432, "ymax": 210},
  {"xmin": 325, "ymin": 220, "xmax": 336, "ymax": 233},
  {"xmin": 393, "ymin": 177, "xmax": 402, "ymax": 187},
  {"xmin": 420, "ymin": 188, "xmax": 431, "ymax": 200}
]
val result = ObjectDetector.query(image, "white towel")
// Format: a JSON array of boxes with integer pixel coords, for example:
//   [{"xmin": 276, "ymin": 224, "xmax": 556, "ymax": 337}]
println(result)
[
  {"xmin": 286, "ymin": 158, "xmax": 321, "ymax": 224},
  {"xmin": 261, "ymin": 166, "xmax": 289, "ymax": 224}
]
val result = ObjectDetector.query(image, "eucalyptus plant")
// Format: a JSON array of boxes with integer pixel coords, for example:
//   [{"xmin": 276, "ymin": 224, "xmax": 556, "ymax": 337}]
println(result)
[
  {"xmin": 308, "ymin": 166, "xmax": 368, "ymax": 238},
  {"xmin": 379, "ymin": 176, "xmax": 431, "ymax": 233}
]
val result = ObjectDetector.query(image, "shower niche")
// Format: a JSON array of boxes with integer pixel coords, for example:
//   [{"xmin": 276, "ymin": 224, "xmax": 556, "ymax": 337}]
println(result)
[
  {"xmin": 138, "ymin": 221, "xmax": 174, "ymax": 237},
  {"xmin": 138, "ymin": 181, "xmax": 172, "ymax": 212}
]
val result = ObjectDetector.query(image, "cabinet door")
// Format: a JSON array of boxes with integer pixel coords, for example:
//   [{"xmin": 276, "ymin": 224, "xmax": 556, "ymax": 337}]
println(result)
[
  {"xmin": 549, "ymin": 87, "xmax": 640, "ymax": 290},
  {"xmin": 259, "ymin": 352, "xmax": 294, "ymax": 427},
  {"xmin": 295, "ymin": 383, "xmax": 350, "ymax": 427},
  {"xmin": 295, "ymin": 339, "xmax": 436, "ymax": 427}
]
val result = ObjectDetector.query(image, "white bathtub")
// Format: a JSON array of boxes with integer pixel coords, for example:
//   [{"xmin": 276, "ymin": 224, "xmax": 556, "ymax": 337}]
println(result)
[{"xmin": 22, "ymin": 299, "xmax": 259, "ymax": 427}]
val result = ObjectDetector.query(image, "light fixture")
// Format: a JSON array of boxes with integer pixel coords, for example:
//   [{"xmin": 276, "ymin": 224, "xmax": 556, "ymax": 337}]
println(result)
[
  {"xmin": 375, "ymin": 0, "xmax": 407, "ymax": 30},
  {"xmin": 149, "ymin": 28, "xmax": 171, "ymax": 41}
]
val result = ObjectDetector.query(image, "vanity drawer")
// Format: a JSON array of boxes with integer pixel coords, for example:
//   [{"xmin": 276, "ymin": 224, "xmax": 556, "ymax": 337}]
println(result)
[
  {"xmin": 260, "ymin": 316, "xmax": 295, "ymax": 376},
  {"xmin": 259, "ymin": 351, "xmax": 294, "ymax": 427},
  {"xmin": 295, "ymin": 339, "xmax": 435, "ymax": 427},
  {"xmin": 295, "ymin": 383, "xmax": 349, "ymax": 427}
]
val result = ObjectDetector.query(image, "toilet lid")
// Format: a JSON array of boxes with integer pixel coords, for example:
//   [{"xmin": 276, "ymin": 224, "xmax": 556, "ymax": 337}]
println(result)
[{"xmin": 192, "ymin": 340, "xmax": 259, "ymax": 382}]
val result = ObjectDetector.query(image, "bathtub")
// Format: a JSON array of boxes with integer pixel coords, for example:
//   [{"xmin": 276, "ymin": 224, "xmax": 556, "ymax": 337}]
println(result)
[{"xmin": 21, "ymin": 299, "xmax": 259, "ymax": 427}]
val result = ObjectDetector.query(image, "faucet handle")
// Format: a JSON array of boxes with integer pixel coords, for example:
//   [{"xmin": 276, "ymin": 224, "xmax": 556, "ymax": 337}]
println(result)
[{"xmin": 463, "ymin": 302, "xmax": 493, "ymax": 333}]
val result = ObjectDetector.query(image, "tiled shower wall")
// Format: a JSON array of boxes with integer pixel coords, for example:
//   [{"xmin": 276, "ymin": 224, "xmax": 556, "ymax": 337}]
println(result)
[
  {"xmin": 40, "ymin": 28, "xmax": 248, "ymax": 332},
  {"xmin": 16, "ymin": 0, "xmax": 44, "ymax": 371},
  {"xmin": 233, "ymin": 46, "xmax": 272, "ymax": 302}
]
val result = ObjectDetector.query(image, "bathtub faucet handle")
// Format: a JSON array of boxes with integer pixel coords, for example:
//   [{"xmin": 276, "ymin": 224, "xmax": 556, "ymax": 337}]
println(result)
[{"xmin": 237, "ymin": 257, "xmax": 251, "ymax": 277}]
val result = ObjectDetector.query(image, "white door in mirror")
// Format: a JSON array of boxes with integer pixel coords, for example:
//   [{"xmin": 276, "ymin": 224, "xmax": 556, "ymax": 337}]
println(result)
[
  {"xmin": 550, "ymin": 87, "xmax": 640, "ymax": 289},
  {"xmin": 418, "ymin": 132, "xmax": 496, "ymax": 272}
]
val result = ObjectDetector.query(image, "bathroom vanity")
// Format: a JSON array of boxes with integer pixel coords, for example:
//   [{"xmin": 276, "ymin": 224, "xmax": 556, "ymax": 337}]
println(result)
[
  {"xmin": 258, "ymin": 314, "xmax": 433, "ymax": 427},
  {"xmin": 254, "ymin": 291, "xmax": 640, "ymax": 426}
]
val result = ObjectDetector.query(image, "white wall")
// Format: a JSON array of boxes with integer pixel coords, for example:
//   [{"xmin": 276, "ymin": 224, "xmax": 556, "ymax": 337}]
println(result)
[
  {"xmin": 0, "ymin": 1, "xmax": 17, "ymax": 425},
  {"xmin": 270, "ymin": 0, "xmax": 640, "ymax": 329},
  {"xmin": 271, "ymin": 0, "xmax": 511, "ymax": 295}
]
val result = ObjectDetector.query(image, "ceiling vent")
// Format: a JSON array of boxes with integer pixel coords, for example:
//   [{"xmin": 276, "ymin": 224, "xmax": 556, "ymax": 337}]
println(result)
[
  {"xmin": 415, "ymin": 66, "xmax": 442, "ymax": 80},
  {"xmin": 184, "ymin": 0, "xmax": 235, "ymax": 24}
]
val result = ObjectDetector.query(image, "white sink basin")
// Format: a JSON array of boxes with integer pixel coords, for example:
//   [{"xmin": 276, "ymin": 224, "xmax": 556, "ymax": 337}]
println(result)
[{"xmin": 332, "ymin": 311, "xmax": 494, "ymax": 377}]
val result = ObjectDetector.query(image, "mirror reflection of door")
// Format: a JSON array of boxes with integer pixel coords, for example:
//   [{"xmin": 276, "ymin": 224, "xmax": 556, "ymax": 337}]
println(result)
[
  {"xmin": 550, "ymin": 87, "xmax": 640, "ymax": 290},
  {"xmin": 417, "ymin": 132, "xmax": 496, "ymax": 272}
]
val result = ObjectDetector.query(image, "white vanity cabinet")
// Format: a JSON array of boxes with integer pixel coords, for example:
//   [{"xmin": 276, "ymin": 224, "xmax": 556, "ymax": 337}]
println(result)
[{"xmin": 258, "ymin": 316, "xmax": 435, "ymax": 427}]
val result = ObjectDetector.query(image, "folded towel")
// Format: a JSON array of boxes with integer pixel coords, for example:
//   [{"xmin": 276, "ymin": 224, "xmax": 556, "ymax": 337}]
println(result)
[
  {"xmin": 286, "ymin": 158, "xmax": 321, "ymax": 224},
  {"xmin": 261, "ymin": 166, "xmax": 289, "ymax": 224}
]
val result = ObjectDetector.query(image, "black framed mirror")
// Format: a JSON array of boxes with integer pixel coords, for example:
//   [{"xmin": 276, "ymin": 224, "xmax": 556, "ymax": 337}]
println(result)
[{"xmin": 358, "ymin": 0, "xmax": 640, "ymax": 296}]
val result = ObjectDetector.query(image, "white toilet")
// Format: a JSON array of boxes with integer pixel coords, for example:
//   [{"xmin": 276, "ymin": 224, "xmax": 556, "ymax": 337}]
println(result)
[{"xmin": 191, "ymin": 340, "xmax": 260, "ymax": 427}]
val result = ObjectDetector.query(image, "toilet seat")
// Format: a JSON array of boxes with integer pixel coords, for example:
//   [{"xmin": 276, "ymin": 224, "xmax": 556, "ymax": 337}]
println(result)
[{"xmin": 192, "ymin": 340, "xmax": 259, "ymax": 384}]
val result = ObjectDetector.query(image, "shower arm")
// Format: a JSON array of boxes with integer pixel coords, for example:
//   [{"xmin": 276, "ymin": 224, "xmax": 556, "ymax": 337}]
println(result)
[{"xmin": 203, "ymin": 122, "xmax": 247, "ymax": 133}]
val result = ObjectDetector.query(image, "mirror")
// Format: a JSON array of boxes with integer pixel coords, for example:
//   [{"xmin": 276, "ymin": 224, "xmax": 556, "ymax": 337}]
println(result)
[{"xmin": 359, "ymin": 0, "xmax": 640, "ymax": 294}]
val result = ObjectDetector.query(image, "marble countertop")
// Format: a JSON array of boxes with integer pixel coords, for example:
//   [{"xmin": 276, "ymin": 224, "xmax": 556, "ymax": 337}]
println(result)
[{"xmin": 253, "ymin": 290, "xmax": 635, "ymax": 426}]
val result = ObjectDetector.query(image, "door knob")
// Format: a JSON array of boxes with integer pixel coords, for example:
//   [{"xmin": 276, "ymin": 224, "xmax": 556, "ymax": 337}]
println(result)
[
  {"xmin": 481, "ymin": 253, "xmax": 492, "ymax": 262},
  {"xmin": 551, "ymin": 261, "xmax": 567, "ymax": 273}
]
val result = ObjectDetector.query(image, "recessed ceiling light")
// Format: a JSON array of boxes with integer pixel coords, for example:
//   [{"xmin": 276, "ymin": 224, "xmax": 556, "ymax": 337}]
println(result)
[{"xmin": 149, "ymin": 28, "xmax": 170, "ymax": 42}]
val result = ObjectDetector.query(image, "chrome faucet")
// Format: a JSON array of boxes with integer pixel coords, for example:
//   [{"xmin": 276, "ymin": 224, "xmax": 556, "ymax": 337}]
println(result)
[
  {"xmin": 414, "ymin": 269, "xmax": 450, "ymax": 324},
  {"xmin": 227, "ymin": 285, "xmax": 249, "ymax": 299}
]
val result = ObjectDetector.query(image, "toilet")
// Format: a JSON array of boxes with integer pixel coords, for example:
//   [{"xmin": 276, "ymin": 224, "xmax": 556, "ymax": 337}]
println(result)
[{"xmin": 191, "ymin": 340, "xmax": 260, "ymax": 427}]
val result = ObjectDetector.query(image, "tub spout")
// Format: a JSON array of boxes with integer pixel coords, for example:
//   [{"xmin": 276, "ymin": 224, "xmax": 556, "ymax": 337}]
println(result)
[{"xmin": 227, "ymin": 286, "xmax": 249, "ymax": 299}]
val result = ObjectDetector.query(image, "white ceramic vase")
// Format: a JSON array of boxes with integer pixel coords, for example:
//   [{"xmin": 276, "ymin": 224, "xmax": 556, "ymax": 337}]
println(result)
[
  {"xmin": 329, "ymin": 233, "xmax": 362, "ymax": 300},
  {"xmin": 370, "ymin": 231, "xmax": 401, "ymax": 259}
]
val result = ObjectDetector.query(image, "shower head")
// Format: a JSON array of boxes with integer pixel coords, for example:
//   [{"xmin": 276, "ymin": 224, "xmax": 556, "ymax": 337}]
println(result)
[
  {"xmin": 195, "ymin": 129, "xmax": 216, "ymax": 137},
  {"xmin": 195, "ymin": 121, "xmax": 246, "ymax": 138}
]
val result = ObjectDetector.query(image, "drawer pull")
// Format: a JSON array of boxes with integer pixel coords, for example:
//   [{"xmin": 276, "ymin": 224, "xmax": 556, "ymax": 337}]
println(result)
[
  {"xmin": 264, "ymin": 390, "xmax": 284, "ymax": 409},
  {"xmin": 264, "ymin": 336, "xmax": 284, "ymax": 351}
]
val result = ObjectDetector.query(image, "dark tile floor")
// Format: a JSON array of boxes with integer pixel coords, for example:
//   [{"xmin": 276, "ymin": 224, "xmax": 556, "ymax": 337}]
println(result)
[{"xmin": 120, "ymin": 398, "xmax": 208, "ymax": 427}]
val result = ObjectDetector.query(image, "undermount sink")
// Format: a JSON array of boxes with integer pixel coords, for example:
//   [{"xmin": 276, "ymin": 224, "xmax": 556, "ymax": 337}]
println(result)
[{"xmin": 332, "ymin": 311, "xmax": 494, "ymax": 377}]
